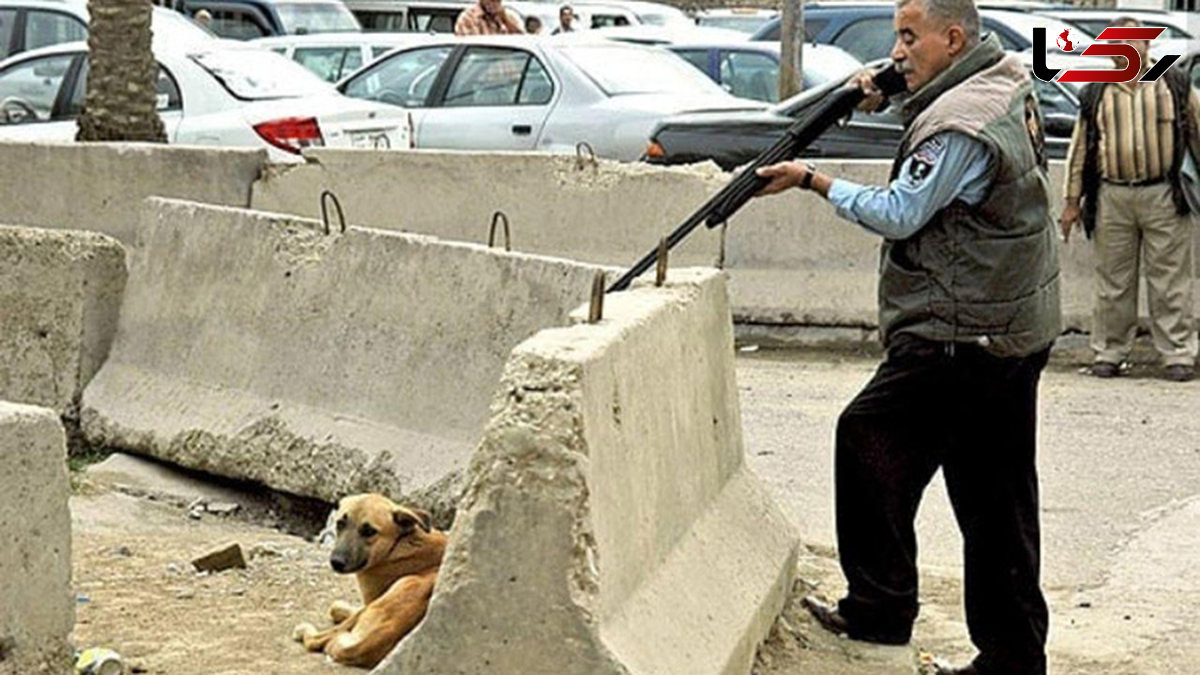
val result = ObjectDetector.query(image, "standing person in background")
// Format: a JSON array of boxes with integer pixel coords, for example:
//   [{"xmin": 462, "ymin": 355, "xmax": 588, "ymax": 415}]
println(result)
[
  {"xmin": 524, "ymin": 15, "xmax": 543, "ymax": 34},
  {"xmin": 551, "ymin": 5, "xmax": 576, "ymax": 34},
  {"xmin": 454, "ymin": 0, "xmax": 523, "ymax": 36},
  {"xmin": 1059, "ymin": 16, "xmax": 1199, "ymax": 382}
]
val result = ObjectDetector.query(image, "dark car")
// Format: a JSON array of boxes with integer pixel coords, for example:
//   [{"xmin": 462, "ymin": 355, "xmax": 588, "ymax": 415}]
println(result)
[
  {"xmin": 751, "ymin": 3, "xmax": 1083, "ymax": 64},
  {"xmin": 644, "ymin": 59, "xmax": 1078, "ymax": 169},
  {"xmin": 179, "ymin": 0, "xmax": 360, "ymax": 39}
]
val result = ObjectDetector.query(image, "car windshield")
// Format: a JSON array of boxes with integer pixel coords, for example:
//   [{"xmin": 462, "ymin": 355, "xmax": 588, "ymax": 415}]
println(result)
[
  {"xmin": 275, "ymin": 2, "xmax": 361, "ymax": 34},
  {"xmin": 559, "ymin": 44, "xmax": 727, "ymax": 96},
  {"xmin": 191, "ymin": 47, "xmax": 335, "ymax": 99}
]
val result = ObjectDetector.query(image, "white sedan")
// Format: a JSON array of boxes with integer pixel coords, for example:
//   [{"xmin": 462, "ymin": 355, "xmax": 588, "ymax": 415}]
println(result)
[
  {"xmin": 336, "ymin": 35, "xmax": 762, "ymax": 160},
  {"xmin": 0, "ymin": 39, "xmax": 410, "ymax": 160}
]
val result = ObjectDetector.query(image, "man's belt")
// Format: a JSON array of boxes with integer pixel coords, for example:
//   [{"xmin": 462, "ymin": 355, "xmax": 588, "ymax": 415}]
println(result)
[{"xmin": 1102, "ymin": 175, "xmax": 1166, "ymax": 187}]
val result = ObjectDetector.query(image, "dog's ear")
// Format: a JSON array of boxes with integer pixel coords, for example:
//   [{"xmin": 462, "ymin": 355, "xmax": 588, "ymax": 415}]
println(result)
[{"xmin": 394, "ymin": 508, "xmax": 431, "ymax": 535}]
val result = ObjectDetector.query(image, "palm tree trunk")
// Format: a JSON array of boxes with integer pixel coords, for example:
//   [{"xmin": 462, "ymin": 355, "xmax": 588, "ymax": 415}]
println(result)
[{"xmin": 76, "ymin": 0, "xmax": 166, "ymax": 142}]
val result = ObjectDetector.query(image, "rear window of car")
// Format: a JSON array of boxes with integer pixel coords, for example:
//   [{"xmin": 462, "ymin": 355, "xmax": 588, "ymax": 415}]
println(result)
[
  {"xmin": 191, "ymin": 47, "xmax": 334, "ymax": 99},
  {"xmin": 559, "ymin": 44, "xmax": 726, "ymax": 96}
]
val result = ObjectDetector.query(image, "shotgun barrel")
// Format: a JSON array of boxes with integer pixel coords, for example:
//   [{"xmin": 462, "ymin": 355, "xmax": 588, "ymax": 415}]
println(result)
[{"xmin": 607, "ymin": 65, "xmax": 907, "ymax": 293}]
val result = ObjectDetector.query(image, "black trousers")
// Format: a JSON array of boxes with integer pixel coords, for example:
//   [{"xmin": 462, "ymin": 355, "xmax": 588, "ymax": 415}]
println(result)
[{"xmin": 834, "ymin": 336, "xmax": 1050, "ymax": 675}]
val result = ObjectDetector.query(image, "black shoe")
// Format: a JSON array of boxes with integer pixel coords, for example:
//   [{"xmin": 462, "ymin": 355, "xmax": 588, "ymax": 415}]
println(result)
[
  {"xmin": 1090, "ymin": 362, "xmax": 1119, "ymax": 378},
  {"xmin": 801, "ymin": 596, "xmax": 911, "ymax": 645},
  {"xmin": 1164, "ymin": 364, "xmax": 1194, "ymax": 382}
]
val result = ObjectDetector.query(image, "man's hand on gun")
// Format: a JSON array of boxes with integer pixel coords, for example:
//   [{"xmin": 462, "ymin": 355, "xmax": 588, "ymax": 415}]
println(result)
[
  {"xmin": 755, "ymin": 162, "xmax": 809, "ymax": 195},
  {"xmin": 755, "ymin": 67, "xmax": 888, "ymax": 197}
]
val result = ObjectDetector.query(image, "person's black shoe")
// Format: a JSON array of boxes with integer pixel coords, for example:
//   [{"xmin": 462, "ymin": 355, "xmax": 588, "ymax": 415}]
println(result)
[
  {"xmin": 1164, "ymin": 364, "xmax": 1194, "ymax": 382},
  {"xmin": 1090, "ymin": 362, "xmax": 1119, "ymax": 378},
  {"xmin": 801, "ymin": 596, "xmax": 911, "ymax": 645}
]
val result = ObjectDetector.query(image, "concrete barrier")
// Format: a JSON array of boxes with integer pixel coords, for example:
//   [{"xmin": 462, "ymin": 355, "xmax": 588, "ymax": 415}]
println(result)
[
  {"xmin": 251, "ymin": 149, "xmax": 726, "ymax": 270},
  {"xmin": 252, "ymin": 151, "xmax": 1199, "ymax": 334},
  {"xmin": 0, "ymin": 225, "xmax": 126, "ymax": 416},
  {"xmin": 81, "ymin": 198, "xmax": 604, "ymax": 521},
  {"xmin": 0, "ymin": 401, "xmax": 73, "ymax": 674},
  {"xmin": 380, "ymin": 268, "xmax": 798, "ymax": 675},
  {"xmin": 0, "ymin": 142, "xmax": 267, "ymax": 244}
]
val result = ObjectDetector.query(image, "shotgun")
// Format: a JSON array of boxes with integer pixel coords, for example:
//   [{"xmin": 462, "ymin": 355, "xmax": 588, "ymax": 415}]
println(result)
[{"xmin": 608, "ymin": 65, "xmax": 908, "ymax": 293}]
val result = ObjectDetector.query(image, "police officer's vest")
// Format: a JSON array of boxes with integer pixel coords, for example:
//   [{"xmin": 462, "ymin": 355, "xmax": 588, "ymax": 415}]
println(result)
[{"xmin": 878, "ymin": 34, "xmax": 1061, "ymax": 357}]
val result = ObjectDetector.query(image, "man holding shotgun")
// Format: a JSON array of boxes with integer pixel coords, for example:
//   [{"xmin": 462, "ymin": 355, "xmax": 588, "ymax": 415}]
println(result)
[{"xmin": 754, "ymin": 0, "xmax": 1061, "ymax": 673}]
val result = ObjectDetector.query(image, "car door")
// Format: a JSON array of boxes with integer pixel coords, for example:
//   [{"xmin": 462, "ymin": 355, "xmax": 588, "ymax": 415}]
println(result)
[
  {"xmin": 416, "ymin": 45, "xmax": 554, "ymax": 151},
  {"xmin": 63, "ymin": 58, "xmax": 185, "ymax": 141},
  {"xmin": 0, "ymin": 51, "xmax": 78, "ymax": 140}
]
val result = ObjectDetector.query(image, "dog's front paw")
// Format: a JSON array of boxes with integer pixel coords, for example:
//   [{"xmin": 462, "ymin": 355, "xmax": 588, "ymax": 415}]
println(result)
[
  {"xmin": 328, "ymin": 600, "xmax": 357, "ymax": 623},
  {"xmin": 291, "ymin": 622, "xmax": 318, "ymax": 643}
]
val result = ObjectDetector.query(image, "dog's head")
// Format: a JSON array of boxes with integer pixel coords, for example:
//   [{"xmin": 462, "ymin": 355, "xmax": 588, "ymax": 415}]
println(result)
[{"xmin": 328, "ymin": 493, "xmax": 433, "ymax": 575}]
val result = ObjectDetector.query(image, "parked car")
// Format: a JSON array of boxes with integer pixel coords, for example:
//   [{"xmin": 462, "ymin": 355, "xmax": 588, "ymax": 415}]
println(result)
[
  {"xmin": 693, "ymin": 7, "xmax": 777, "ymax": 35},
  {"xmin": 644, "ymin": 59, "xmax": 1078, "ymax": 169},
  {"xmin": 0, "ymin": 0, "xmax": 213, "ymax": 60},
  {"xmin": 252, "ymin": 31, "xmax": 435, "ymax": 80},
  {"xmin": 179, "ymin": 0, "xmax": 360, "ymax": 39},
  {"xmin": 668, "ymin": 40, "xmax": 860, "ymax": 102},
  {"xmin": 336, "ymin": 34, "xmax": 760, "ymax": 160},
  {"xmin": 751, "ymin": 3, "xmax": 1084, "ymax": 63},
  {"xmin": 0, "ymin": 39, "xmax": 409, "ymax": 159}
]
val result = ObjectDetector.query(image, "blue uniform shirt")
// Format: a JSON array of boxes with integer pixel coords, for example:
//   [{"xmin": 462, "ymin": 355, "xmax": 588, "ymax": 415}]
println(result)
[{"xmin": 826, "ymin": 131, "xmax": 992, "ymax": 240}]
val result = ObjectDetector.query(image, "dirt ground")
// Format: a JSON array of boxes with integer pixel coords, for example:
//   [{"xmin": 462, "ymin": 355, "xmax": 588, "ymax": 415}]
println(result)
[
  {"xmin": 66, "ymin": 339, "xmax": 1198, "ymax": 675},
  {"xmin": 70, "ymin": 487, "xmax": 358, "ymax": 675}
]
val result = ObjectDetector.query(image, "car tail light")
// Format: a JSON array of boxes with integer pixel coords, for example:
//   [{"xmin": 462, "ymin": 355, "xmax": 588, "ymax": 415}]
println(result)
[
  {"xmin": 253, "ymin": 117, "xmax": 325, "ymax": 154},
  {"xmin": 644, "ymin": 140, "xmax": 666, "ymax": 159}
]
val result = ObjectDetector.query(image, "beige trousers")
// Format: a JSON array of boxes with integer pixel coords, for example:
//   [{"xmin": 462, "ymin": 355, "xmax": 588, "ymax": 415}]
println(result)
[{"xmin": 1091, "ymin": 182, "xmax": 1198, "ymax": 366}]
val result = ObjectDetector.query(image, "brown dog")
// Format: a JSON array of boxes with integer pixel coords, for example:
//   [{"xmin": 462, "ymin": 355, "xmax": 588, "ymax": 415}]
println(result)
[{"xmin": 292, "ymin": 493, "xmax": 447, "ymax": 668}]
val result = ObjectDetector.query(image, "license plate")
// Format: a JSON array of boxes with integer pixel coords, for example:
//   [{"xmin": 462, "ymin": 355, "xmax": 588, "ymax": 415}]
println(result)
[{"xmin": 349, "ymin": 128, "xmax": 397, "ymax": 149}]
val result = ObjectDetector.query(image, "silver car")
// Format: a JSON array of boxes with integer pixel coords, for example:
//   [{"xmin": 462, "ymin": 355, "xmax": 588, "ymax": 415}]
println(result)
[{"xmin": 336, "ymin": 35, "xmax": 763, "ymax": 160}]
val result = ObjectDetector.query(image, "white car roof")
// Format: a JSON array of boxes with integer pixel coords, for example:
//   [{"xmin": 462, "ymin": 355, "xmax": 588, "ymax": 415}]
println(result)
[{"xmin": 585, "ymin": 24, "xmax": 748, "ymax": 44}]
